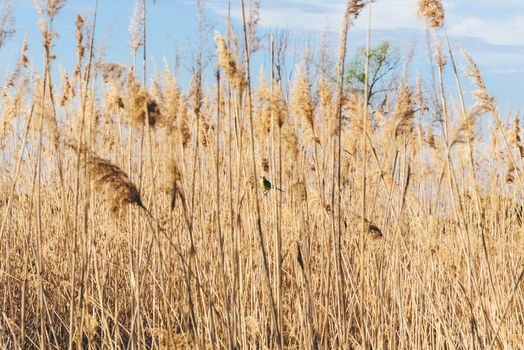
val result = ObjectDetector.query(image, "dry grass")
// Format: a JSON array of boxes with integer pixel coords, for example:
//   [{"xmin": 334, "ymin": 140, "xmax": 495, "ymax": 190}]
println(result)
[{"xmin": 0, "ymin": 0, "xmax": 523, "ymax": 349}]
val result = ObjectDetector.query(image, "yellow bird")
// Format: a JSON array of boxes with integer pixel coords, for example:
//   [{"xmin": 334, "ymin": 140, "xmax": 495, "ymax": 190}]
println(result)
[{"xmin": 259, "ymin": 176, "xmax": 284, "ymax": 193}]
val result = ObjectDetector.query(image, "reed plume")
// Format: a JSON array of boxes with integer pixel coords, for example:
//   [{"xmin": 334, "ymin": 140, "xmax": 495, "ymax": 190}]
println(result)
[
  {"xmin": 461, "ymin": 48, "xmax": 497, "ymax": 117},
  {"xmin": 514, "ymin": 114, "xmax": 524, "ymax": 158},
  {"xmin": 292, "ymin": 64, "xmax": 316, "ymax": 138},
  {"xmin": 88, "ymin": 154, "xmax": 145, "ymax": 213},
  {"xmin": 75, "ymin": 15, "xmax": 85, "ymax": 64},
  {"xmin": 417, "ymin": 0, "xmax": 445, "ymax": 29},
  {"xmin": 0, "ymin": 0, "xmax": 15, "ymax": 49},
  {"xmin": 166, "ymin": 158, "xmax": 185, "ymax": 211},
  {"xmin": 129, "ymin": 1, "xmax": 145, "ymax": 57},
  {"xmin": 178, "ymin": 96, "xmax": 192, "ymax": 148},
  {"xmin": 415, "ymin": 73, "xmax": 428, "ymax": 113},
  {"xmin": 158, "ymin": 69, "xmax": 182, "ymax": 132},
  {"xmin": 214, "ymin": 31, "xmax": 244, "ymax": 89},
  {"xmin": 125, "ymin": 73, "xmax": 160, "ymax": 127},
  {"xmin": 255, "ymin": 72, "xmax": 271, "ymax": 138},
  {"xmin": 44, "ymin": 0, "xmax": 66, "ymax": 18},
  {"xmin": 271, "ymin": 81, "xmax": 287, "ymax": 128},
  {"xmin": 394, "ymin": 81, "xmax": 415, "ymax": 140}
]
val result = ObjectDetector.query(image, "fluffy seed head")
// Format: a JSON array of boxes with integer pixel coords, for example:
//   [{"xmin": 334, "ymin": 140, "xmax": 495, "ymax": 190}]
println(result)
[
  {"xmin": 417, "ymin": 0, "xmax": 445, "ymax": 29},
  {"xmin": 88, "ymin": 154, "xmax": 145, "ymax": 214},
  {"xmin": 461, "ymin": 48, "xmax": 497, "ymax": 117},
  {"xmin": 291, "ymin": 65, "xmax": 315, "ymax": 131},
  {"xmin": 214, "ymin": 31, "xmax": 244, "ymax": 89}
]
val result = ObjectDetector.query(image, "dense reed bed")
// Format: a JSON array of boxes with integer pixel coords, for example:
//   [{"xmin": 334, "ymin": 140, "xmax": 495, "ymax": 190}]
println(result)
[{"xmin": 1, "ymin": 0, "xmax": 523, "ymax": 348}]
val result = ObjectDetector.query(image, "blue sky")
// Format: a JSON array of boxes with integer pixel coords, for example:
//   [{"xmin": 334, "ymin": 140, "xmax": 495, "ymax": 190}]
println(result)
[{"xmin": 1, "ymin": 0, "xmax": 523, "ymax": 113}]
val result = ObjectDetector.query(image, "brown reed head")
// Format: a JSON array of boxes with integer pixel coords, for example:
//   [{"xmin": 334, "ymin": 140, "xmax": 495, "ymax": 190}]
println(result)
[
  {"xmin": 417, "ymin": 0, "xmax": 445, "ymax": 29},
  {"xmin": 214, "ymin": 31, "xmax": 244, "ymax": 89},
  {"xmin": 88, "ymin": 154, "xmax": 145, "ymax": 213}
]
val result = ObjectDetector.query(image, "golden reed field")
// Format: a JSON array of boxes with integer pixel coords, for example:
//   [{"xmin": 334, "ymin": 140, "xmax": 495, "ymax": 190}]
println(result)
[{"xmin": 0, "ymin": 0, "xmax": 523, "ymax": 348}]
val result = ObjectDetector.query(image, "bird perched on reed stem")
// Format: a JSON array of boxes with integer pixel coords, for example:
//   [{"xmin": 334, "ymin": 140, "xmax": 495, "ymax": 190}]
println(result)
[{"xmin": 259, "ymin": 176, "xmax": 284, "ymax": 194}]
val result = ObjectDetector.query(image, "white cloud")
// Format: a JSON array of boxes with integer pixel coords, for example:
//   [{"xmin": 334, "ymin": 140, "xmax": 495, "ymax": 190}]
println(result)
[
  {"xmin": 461, "ymin": 50, "xmax": 524, "ymax": 68},
  {"xmin": 208, "ymin": 0, "xmax": 420, "ymax": 33},
  {"xmin": 486, "ymin": 68, "xmax": 521, "ymax": 75},
  {"xmin": 208, "ymin": 0, "xmax": 524, "ymax": 49},
  {"xmin": 352, "ymin": 0, "xmax": 419, "ymax": 31},
  {"xmin": 447, "ymin": 17, "xmax": 524, "ymax": 46}
]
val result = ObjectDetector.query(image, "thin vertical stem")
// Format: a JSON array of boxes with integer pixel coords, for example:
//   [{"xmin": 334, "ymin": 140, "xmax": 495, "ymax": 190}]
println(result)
[
  {"xmin": 68, "ymin": 1, "xmax": 98, "ymax": 349},
  {"xmin": 359, "ymin": 3, "xmax": 372, "ymax": 346},
  {"xmin": 239, "ymin": 0, "xmax": 280, "ymax": 347}
]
